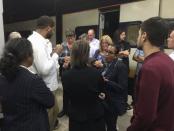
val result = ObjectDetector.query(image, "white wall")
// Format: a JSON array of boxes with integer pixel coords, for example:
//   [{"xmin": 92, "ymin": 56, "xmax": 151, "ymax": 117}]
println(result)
[
  {"xmin": 0, "ymin": 0, "xmax": 4, "ymax": 57},
  {"xmin": 160, "ymin": 0, "xmax": 174, "ymax": 18},
  {"xmin": 62, "ymin": 9, "xmax": 99, "ymax": 40},
  {"xmin": 120, "ymin": 0, "xmax": 160, "ymax": 22},
  {"xmin": 4, "ymin": 16, "xmax": 56, "ymax": 44}
]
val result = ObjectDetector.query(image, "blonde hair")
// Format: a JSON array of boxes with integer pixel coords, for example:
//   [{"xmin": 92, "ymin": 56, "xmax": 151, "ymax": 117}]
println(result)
[{"xmin": 99, "ymin": 35, "xmax": 113, "ymax": 52}]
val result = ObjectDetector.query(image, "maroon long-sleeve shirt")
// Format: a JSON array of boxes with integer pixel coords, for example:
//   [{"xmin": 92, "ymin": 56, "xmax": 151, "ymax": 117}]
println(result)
[{"xmin": 127, "ymin": 51, "xmax": 174, "ymax": 131}]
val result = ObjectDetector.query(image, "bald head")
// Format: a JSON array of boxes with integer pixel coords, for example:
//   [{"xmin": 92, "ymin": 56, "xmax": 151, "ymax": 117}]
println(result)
[
  {"xmin": 8, "ymin": 32, "xmax": 22, "ymax": 40},
  {"xmin": 168, "ymin": 30, "xmax": 174, "ymax": 49},
  {"xmin": 88, "ymin": 29, "xmax": 95, "ymax": 41}
]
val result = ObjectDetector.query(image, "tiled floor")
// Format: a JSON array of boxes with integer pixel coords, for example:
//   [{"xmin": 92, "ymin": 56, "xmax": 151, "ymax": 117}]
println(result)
[{"xmin": 54, "ymin": 84, "xmax": 133, "ymax": 131}]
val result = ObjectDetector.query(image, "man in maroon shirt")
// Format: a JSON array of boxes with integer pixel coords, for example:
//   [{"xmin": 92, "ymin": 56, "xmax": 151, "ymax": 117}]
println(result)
[{"xmin": 127, "ymin": 17, "xmax": 174, "ymax": 131}]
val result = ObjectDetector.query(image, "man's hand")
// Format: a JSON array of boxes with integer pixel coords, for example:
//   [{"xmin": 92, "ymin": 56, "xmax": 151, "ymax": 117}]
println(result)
[{"xmin": 53, "ymin": 44, "xmax": 63, "ymax": 55}]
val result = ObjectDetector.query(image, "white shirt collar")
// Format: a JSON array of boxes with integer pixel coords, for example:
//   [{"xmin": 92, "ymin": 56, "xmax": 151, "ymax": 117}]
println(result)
[{"xmin": 20, "ymin": 65, "xmax": 36, "ymax": 74}]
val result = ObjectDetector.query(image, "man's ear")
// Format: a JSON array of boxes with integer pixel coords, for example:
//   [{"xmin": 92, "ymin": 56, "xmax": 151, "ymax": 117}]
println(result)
[{"xmin": 142, "ymin": 32, "xmax": 147, "ymax": 42}]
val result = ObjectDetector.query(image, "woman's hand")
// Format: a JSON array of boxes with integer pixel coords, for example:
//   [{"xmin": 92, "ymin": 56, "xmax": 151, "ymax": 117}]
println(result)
[
  {"xmin": 98, "ymin": 92, "xmax": 105, "ymax": 100},
  {"xmin": 103, "ymin": 77, "xmax": 109, "ymax": 82},
  {"xmin": 94, "ymin": 60, "xmax": 103, "ymax": 68}
]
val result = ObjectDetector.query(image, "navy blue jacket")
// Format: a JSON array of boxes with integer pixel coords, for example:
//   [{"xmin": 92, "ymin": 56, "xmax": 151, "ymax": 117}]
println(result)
[{"xmin": 0, "ymin": 67, "xmax": 54, "ymax": 131}]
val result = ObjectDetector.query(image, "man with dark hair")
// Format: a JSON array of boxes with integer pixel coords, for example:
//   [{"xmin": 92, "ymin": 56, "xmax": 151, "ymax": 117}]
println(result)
[
  {"xmin": 127, "ymin": 17, "xmax": 174, "ymax": 131},
  {"xmin": 28, "ymin": 15, "xmax": 62, "ymax": 130},
  {"xmin": 35, "ymin": 15, "xmax": 55, "ymax": 39}
]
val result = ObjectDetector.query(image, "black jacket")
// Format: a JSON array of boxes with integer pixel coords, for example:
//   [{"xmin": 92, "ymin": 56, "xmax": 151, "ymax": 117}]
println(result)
[
  {"xmin": 0, "ymin": 67, "xmax": 54, "ymax": 131},
  {"xmin": 103, "ymin": 59, "xmax": 128, "ymax": 115},
  {"xmin": 62, "ymin": 66, "xmax": 105, "ymax": 122}
]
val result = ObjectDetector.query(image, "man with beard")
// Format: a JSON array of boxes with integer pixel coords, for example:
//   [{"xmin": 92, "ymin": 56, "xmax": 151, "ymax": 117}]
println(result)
[
  {"xmin": 127, "ymin": 17, "xmax": 174, "ymax": 131},
  {"xmin": 28, "ymin": 15, "xmax": 62, "ymax": 131}
]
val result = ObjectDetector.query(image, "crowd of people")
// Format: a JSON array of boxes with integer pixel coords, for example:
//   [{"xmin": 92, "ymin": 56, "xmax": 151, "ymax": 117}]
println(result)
[{"xmin": 0, "ymin": 16, "xmax": 174, "ymax": 131}]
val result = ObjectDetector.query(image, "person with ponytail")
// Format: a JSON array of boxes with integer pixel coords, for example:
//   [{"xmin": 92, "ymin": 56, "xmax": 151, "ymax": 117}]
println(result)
[{"xmin": 0, "ymin": 38, "xmax": 54, "ymax": 131}]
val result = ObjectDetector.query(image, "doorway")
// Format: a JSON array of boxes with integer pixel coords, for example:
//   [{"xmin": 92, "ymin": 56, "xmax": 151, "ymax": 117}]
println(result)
[{"xmin": 99, "ymin": 8, "xmax": 120, "ymax": 40}]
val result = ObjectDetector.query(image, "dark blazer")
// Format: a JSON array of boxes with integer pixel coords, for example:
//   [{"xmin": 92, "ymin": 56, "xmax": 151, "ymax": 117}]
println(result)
[
  {"xmin": 0, "ymin": 67, "xmax": 54, "ymax": 131},
  {"xmin": 62, "ymin": 66, "xmax": 105, "ymax": 122},
  {"xmin": 103, "ymin": 59, "xmax": 128, "ymax": 115}
]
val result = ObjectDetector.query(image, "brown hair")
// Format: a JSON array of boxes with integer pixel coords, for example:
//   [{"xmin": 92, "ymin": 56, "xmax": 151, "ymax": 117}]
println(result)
[{"xmin": 71, "ymin": 40, "xmax": 89, "ymax": 68}]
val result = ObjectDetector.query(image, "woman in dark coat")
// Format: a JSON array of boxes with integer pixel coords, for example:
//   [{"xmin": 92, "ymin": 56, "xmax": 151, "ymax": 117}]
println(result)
[
  {"xmin": 61, "ymin": 40, "xmax": 106, "ymax": 131},
  {"xmin": 0, "ymin": 38, "xmax": 54, "ymax": 131},
  {"xmin": 103, "ymin": 45, "xmax": 128, "ymax": 131}
]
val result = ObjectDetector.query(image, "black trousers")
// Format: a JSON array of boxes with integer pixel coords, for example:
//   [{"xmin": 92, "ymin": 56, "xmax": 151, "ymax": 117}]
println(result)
[
  {"xmin": 62, "ymin": 90, "xmax": 69, "ymax": 113},
  {"xmin": 105, "ymin": 108, "xmax": 118, "ymax": 131},
  {"xmin": 69, "ymin": 118, "xmax": 106, "ymax": 131}
]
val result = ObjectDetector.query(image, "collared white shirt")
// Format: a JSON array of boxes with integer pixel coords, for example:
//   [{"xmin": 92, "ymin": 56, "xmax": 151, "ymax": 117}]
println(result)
[
  {"xmin": 89, "ymin": 38, "xmax": 100, "ymax": 58},
  {"xmin": 28, "ymin": 31, "xmax": 59, "ymax": 91},
  {"xmin": 169, "ymin": 51, "xmax": 174, "ymax": 61},
  {"xmin": 20, "ymin": 65, "xmax": 35, "ymax": 74}
]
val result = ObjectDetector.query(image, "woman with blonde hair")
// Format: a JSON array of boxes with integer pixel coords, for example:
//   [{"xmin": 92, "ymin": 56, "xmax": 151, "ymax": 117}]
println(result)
[{"xmin": 93, "ymin": 35, "xmax": 113, "ymax": 71}]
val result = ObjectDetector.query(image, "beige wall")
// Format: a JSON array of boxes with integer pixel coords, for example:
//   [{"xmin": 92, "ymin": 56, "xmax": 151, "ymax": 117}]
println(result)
[
  {"xmin": 4, "ymin": 19, "xmax": 36, "ymax": 32},
  {"xmin": 160, "ymin": 0, "xmax": 174, "ymax": 18},
  {"xmin": 62, "ymin": 9, "xmax": 99, "ymax": 40},
  {"xmin": 120, "ymin": 0, "xmax": 160, "ymax": 22},
  {"xmin": 0, "ymin": 0, "xmax": 4, "ymax": 57},
  {"xmin": 4, "ymin": 16, "xmax": 56, "ymax": 44}
]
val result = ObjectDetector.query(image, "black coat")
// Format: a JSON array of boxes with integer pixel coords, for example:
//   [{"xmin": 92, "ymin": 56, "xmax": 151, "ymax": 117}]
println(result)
[
  {"xmin": 0, "ymin": 67, "xmax": 54, "ymax": 131},
  {"xmin": 103, "ymin": 59, "xmax": 128, "ymax": 115},
  {"xmin": 62, "ymin": 67, "xmax": 105, "ymax": 122}
]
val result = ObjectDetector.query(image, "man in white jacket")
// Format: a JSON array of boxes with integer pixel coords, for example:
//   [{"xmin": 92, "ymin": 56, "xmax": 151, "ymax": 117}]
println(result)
[{"xmin": 28, "ymin": 15, "xmax": 62, "ymax": 130}]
